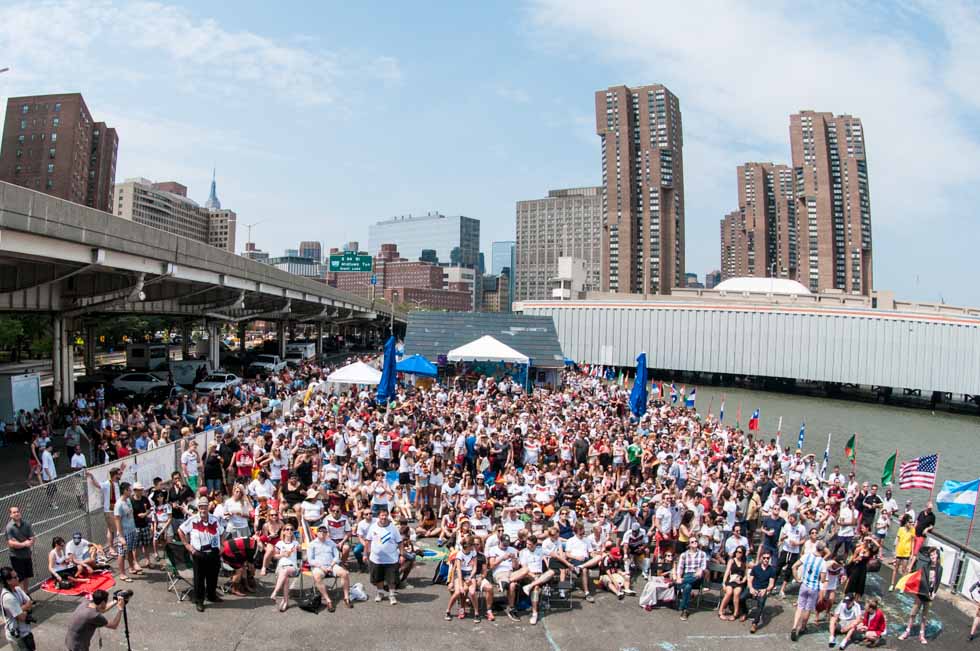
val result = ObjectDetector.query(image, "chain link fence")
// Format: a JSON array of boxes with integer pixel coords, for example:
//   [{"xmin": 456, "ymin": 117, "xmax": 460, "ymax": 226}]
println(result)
[{"xmin": 0, "ymin": 472, "xmax": 92, "ymax": 590}]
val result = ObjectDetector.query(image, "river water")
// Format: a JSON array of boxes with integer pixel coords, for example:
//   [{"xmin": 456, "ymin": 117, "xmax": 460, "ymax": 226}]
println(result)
[{"xmin": 686, "ymin": 385, "xmax": 980, "ymax": 544}]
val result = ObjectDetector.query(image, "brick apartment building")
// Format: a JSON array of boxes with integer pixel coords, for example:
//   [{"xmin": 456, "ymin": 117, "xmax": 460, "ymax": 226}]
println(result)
[{"xmin": 0, "ymin": 93, "xmax": 118, "ymax": 212}]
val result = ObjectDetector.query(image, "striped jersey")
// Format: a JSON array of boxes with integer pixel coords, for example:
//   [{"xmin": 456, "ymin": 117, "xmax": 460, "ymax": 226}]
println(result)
[{"xmin": 798, "ymin": 552, "xmax": 826, "ymax": 590}]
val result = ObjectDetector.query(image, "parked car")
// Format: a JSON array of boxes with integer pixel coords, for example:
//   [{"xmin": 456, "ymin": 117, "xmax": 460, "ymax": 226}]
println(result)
[
  {"xmin": 195, "ymin": 372, "xmax": 242, "ymax": 394},
  {"xmin": 112, "ymin": 372, "xmax": 168, "ymax": 395},
  {"xmin": 139, "ymin": 384, "xmax": 190, "ymax": 407},
  {"xmin": 246, "ymin": 354, "xmax": 286, "ymax": 377},
  {"xmin": 284, "ymin": 351, "xmax": 305, "ymax": 369}
]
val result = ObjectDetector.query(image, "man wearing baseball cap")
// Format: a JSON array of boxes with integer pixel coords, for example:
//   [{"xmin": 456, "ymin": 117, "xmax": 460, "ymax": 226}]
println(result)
[{"xmin": 177, "ymin": 496, "xmax": 225, "ymax": 612}]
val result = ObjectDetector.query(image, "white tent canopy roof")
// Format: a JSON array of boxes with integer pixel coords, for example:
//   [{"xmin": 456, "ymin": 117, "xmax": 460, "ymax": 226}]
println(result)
[
  {"xmin": 714, "ymin": 277, "xmax": 811, "ymax": 295},
  {"xmin": 447, "ymin": 335, "xmax": 530, "ymax": 364},
  {"xmin": 326, "ymin": 361, "xmax": 382, "ymax": 385}
]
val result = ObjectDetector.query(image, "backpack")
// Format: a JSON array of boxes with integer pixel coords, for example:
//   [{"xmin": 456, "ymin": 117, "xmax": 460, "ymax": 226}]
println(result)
[
  {"xmin": 431, "ymin": 559, "xmax": 450, "ymax": 585},
  {"xmin": 297, "ymin": 592, "xmax": 321, "ymax": 614}
]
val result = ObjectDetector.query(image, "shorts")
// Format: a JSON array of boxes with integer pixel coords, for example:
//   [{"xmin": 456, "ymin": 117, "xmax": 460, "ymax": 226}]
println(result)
[
  {"xmin": 398, "ymin": 472, "xmax": 411, "ymax": 486},
  {"xmin": 55, "ymin": 567, "xmax": 78, "ymax": 579},
  {"xmin": 493, "ymin": 570, "xmax": 512, "ymax": 585},
  {"xmin": 123, "ymin": 529, "xmax": 138, "ymax": 551},
  {"xmin": 369, "ymin": 561, "xmax": 399, "ymax": 587},
  {"xmin": 798, "ymin": 584, "xmax": 820, "ymax": 612},
  {"xmin": 312, "ymin": 566, "xmax": 336, "ymax": 580},
  {"xmin": 133, "ymin": 527, "xmax": 152, "ymax": 547}
]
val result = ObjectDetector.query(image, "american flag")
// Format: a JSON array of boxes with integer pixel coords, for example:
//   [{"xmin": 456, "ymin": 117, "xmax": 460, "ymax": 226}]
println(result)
[{"xmin": 898, "ymin": 454, "xmax": 938, "ymax": 490}]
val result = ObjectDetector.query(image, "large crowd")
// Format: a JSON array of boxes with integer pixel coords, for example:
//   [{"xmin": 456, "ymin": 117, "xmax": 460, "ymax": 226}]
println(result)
[{"xmin": 2, "ymin": 351, "xmax": 972, "ymax": 650}]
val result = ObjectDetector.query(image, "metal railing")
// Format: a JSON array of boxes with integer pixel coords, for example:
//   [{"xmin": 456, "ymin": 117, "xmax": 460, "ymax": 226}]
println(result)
[{"xmin": 927, "ymin": 530, "xmax": 980, "ymax": 597}]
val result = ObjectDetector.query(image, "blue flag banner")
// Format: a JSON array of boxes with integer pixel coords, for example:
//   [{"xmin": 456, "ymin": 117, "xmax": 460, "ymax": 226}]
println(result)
[
  {"xmin": 375, "ymin": 335, "xmax": 398, "ymax": 404},
  {"xmin": 628, "ymin": 353, "xmax": 648, "ymax": 417},
  {"xmin": 936, "ymin": 478, "xmax": 980, "ymax": 519}
]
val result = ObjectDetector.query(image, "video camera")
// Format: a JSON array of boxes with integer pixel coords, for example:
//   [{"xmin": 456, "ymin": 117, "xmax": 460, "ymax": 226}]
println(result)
[{"xmin": 113, "ymin": 589, "xmax": 134, "ymax": 603}]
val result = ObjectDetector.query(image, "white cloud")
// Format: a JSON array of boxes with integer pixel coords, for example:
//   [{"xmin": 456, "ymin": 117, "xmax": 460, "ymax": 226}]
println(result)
[
  {"xmin": 496, "ymin": 84, "xmax": 532, "ymax": 104},
  {"xmin": 0, "ymin": 0, "xmax": 399, "ymax": 108},
  {"xmin": 526, "ymin": 0, "xmax": 980, "ymax": 285}
]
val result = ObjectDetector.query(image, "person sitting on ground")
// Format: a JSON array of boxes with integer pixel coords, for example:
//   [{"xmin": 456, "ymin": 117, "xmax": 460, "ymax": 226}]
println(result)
[
  {"xmin": 843, "ymin": 597, "xmax": 886, "ymax": 649},
  {"xmin": 598, "ymin": 542, "xmax": 631, "ymax": 601},
  {"xmin": 827, "ymin": 593, "xmax": 863, "ymax": 649},
  {"xmin": 49, "ymin": 536, "xmax": 89, "ymax": 586},
  {"xmin": 65, "ymin": 532, "xmax": 104, "ymax": 574},
  {"xmin": 220, "ymin": 535, "xmax": 258, "ymax": 596}
]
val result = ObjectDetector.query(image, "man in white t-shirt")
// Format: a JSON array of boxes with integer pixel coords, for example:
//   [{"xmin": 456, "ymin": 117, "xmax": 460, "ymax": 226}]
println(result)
[
  {"xmin": 564, "ymin": 523, "xmax": 600, "ymax": 602},
  {"xmin": 828, "ymin": 593, "xmax": 863, "ymax": 648},
  {"xmin": 365, "ymin": 509, "xmax": 402, "ymax": 605},
  {"xmin": 180, "ymin": 441, "xmax": 200, "ymax": 492}
]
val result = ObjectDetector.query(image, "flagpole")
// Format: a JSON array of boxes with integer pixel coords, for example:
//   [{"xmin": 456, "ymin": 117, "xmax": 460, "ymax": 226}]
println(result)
[
  {"xmin": 928, "ymin": 453, "xmax": 940, "ymax": 502},
  {"xmin": 965, "ymin": 485, "xmax": 980, "ymax": 548}
]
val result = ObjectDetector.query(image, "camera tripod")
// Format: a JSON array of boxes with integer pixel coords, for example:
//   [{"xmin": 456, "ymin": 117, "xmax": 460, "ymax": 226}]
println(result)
[{"xmin": 120, "ymin": 602, "xmax": 132, "ymax": 651}]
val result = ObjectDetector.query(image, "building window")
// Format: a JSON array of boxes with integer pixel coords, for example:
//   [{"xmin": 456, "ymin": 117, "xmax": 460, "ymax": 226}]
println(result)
[
  {"xmin": 15, "ymin": 149, "xmax": 21, "ymax": 158},
  {"xmin": 51, "ymin": 133, "xmax": 57, "ymax": 143},
  {"xmin": 17, "ymin": 135, "xmax": 24, "ymax": 145},
  {"xmin": 52, "ymin": 118, "xmax": 60, "ymax": 127},
  {"xmin": 49, "ymin": 148, "xmax": 56, "ymax": 159},
  {"xmin": 47, "ymin": 163, "xmax": 54, "ymax": 173},
  {"xmin": 54, "ymin": 103, "xmax": 61, "ymax": 112},
  {"xmin": 46, "ymin": 179, "xmax": 53, "ymax": 189},
  {"xmin": 14, "ymin": 165, "xmax": 22, "ymax": 174},
  {"xmin": 19, "ymin": 119, "xmax": 26, "ymax": 130}
]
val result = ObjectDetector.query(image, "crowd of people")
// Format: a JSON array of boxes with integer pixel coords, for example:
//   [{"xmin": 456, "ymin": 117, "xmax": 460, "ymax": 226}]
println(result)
[{"xmin": 0, "ymin": 349, "xmax": 967, "ymax": 648}]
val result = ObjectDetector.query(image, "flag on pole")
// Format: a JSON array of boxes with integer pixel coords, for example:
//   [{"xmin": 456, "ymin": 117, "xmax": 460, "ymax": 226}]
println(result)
[
  {"xmin": 736, "ymin": 402, "xmax": 742, "ymax": 428},
  {"xmin": 684, "ymin": 388, "xmax": 696, "ymax": 408},
  {"xmin": 775, "ymin": 416, "xmax": 783, "ymax": 450},
  {"xmin": 670, "ymin": 383, "xmax": 678, "ymax": 404},
  {"xmin": 820, "ymin": 432, "xmax": 831, "ymax": 478},
  {"xmin": 617, "ymin": 368, "xmax": 624, "ymax": 385},
  {"xmin": 797, "ymin": 419, "xmax": 806, "ymax": 449},
  {"xmin": 882, "ymin": 452, "xmax": 897, "ymax": 487},
  {"xmin": 898, "ymin": 454, "xmax": 939, "ymax": 491},
  {"xmin": 844, "ymin": 433, "xmax": 857, "ymax": 464},
  {"xmin": 719, "ymin": 396, "xmax": 726, "ymax": 422},
  {"xmin": 936, "ymin": 479, "xmax": 980, "ymax": 518},
  {"xmin": 748, "ymin": 409, "xmax": 760, "ymax": 431}
]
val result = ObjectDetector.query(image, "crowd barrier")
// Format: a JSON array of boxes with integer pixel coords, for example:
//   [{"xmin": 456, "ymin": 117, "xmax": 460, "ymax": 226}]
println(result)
[{"xmin": 0, "ymin": 388, "xmax": 304, "ymax": 589}]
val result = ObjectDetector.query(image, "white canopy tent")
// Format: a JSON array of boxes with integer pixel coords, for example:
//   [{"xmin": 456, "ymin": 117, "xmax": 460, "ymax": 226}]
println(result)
[
  {"xmin": 446, "ymin": 335, "xmax": 530, "ymax": 364},
  {"xmin": 325, "ymin": 361, "xmax": 382, "ymax": 385}
]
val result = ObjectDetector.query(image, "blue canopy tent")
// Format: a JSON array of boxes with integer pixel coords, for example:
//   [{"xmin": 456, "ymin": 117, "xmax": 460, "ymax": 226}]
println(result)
[{"xmin": 396, "ymin": 354, "xmax": 438, "ymax": 378}]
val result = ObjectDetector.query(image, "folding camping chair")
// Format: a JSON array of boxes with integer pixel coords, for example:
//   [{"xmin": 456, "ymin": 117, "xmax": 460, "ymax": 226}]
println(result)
[{"xmin": 165, "ymin": 542, "xmax": 195, "ymax": 602}]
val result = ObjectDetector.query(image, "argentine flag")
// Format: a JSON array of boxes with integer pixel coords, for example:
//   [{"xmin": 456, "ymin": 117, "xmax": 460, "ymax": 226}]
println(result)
[
  {"xmin": 936, "ymin": 478, "xmax": 980, "ymax": 519},
  {"xmin": 684, "ymin": 388, "xmax": 696, "ymax": 408}
]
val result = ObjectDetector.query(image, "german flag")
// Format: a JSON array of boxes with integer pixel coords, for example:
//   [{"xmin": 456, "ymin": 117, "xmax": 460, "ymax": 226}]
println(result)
[{"xmin": 895, "ymin": 569, "xmax": 923, "ymax": 595}]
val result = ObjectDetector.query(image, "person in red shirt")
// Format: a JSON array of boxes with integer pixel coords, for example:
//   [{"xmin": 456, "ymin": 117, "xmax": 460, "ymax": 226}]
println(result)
[
  {"xmin": 842, "ymin": 597, "xmax": 886, "ymax": 649},
  {"xmin": 233, "ymin": 447, "xmax": 254, "ymax": 481}
]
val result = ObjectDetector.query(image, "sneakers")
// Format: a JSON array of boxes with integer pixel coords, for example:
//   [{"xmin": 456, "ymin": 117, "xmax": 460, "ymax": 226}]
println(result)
[
  {"xmin": 680, "ymin": 610, "xmax": 688, "ymax": 621},
  {"xmin": 624, "ymin": 588, "xmax": 636, "ymax": 596},
  {"xmin": 898, "ymin": 629, "xmax": 911, "ymax": 641},
  {"xmin": 486, "ymin": 611, "xmax": 495, "ymax": 622},
  {"xmin": 522, "ymin": 584, "xmax": 532, "ymax": 596},
  {"xmin": 375, "ymin": 591, "xmax": 385, "ymax": 603},
  {"xmin": 839, "ymin": 641, "xmax": 849, "ymax": 650},
  {"xmin": 505, "ymin": 608, "xmax": 519, "ymax": 622},
  {"xmin": 828, "ymin": 638, "xmax": 836, "ymax": 648},
  {"xmin": 791, "ymin": 629, "xmax": 799, "ymax": 642},
  {"xmin": 558, "ymin": 590, "xmax": 566, "ymax": 599},
  {"xmin": 529, "ymin": 612, "xmax": 538, "ymax": 625},
  {"xmin": 585, "ymin": 593, "xmax": 595, "ymax": 603},
  {"xmin": 750, "ymin": 623, "xmax": 758, "ymax": 634},
  {"xmin": 388, "ymin": 593, "xmax": 398, "ymax": 605}
]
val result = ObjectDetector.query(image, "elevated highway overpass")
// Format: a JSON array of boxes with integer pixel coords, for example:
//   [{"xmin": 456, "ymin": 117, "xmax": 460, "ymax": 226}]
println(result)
[
  {"xmin": 516, "ymin": 292, "xmax": 980, "ymax": 404},
  {"xmin": 0, "ymin": 181, "xmax": 406, "ymax": 403}
]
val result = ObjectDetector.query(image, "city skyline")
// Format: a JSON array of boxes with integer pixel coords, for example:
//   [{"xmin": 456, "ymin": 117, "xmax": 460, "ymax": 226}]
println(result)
[{"xmin": 0, "ymin": 2, "xmax": 977, "ymax": 304}]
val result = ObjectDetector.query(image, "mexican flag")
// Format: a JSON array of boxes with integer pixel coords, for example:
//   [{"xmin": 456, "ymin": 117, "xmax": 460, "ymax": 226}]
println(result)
[
  {"xmin": 844, "ymin": 433, "xmax": 857, "ymax": 464},
  {"xmin": 882, "ymin": 451, "xmax": 897, "ymax": 486}
]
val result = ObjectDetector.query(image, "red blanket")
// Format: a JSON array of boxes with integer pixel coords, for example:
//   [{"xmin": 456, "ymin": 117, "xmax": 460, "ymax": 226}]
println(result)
[{"xmin": 40, "ymin": 572, "xmax": 115, "ymax": 597}]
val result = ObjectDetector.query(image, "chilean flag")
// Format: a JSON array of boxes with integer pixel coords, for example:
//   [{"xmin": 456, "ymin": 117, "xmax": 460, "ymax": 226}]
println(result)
[{"xmin": 748, "ymin": 409, "xmax": 760, "ymax": 431}]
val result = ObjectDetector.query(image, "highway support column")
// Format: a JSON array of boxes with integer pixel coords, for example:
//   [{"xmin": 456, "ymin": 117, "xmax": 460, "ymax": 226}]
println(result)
[
  {"xmin": 276, "ymin": 321, "xmax": 287, "ymax": 360},
  {"xmin": 84, "ymin": 323, "xmax": 97, "ymax": 376},
  {"xmin": 51, "ymin": 313, "xmax": 75, "ymax": 406},
  {"xmin": 315, "ymin": 321, "xmax": 323, "ymax": 361},
  {"xmin": 207, "ymin": 320, "xmax": 221, "ymax": 371}
]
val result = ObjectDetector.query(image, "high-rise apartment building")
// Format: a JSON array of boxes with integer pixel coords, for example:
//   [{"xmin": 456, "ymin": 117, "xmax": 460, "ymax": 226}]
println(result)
[
  {"xmin": 515, "ymin": 187, "xmax": 602, "ymax": 302},
  {"xmin": 490, "ymin": 241, "xmax": 515, "ymax": 311},
  {"xmin": 719, "ymin": 162, "xmax": 797, "ymax": 281},
  {"xmin": 368, "ymin": 213, "xmax": 480, "ymax": 269},
  {"xmin": 595, "ymin": 84, "xmax": 685, "ymax": 294},
  {"xmin": 113, "ymin": 177, "xmax": 236, "ymax": 252},
  {"xmin": 790, "ymin": 111, "xmax": 872, "ymax": 295},
  {"xmin": 0, "ymin": 93, "xmax": 117, "ymax": 212},
  {"xmin": 705, "ymin": 270, "xmax": 721, "ymax": 289},
  {"xmin": 299, "ymin": 241, "xmax": 322, "ymax": 262}
]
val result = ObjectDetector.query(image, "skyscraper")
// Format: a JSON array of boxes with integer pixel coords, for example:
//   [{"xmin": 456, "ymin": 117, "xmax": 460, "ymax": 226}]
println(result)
[
  {"xmin": 595, "ymin": 84, "xmax": 685, "ymax": 295},
  {"xmin": 299, "ymin": 241, "xmax": 322, "ymax": 262},
  {"xmin": 491, "ymin": 240, "xmax": 515, "ymax": 311},
  {"xmin": 0, "ymin": 93, "xmax": 117, "ymax": 212},
  {"xmin": 368, "ymin": 213, "xmax": 480, "ymax": 269},
  {"xmin": 515, "ymin": 187, "xmax": 603, "ymax": 302},
  {"xmin": 719, "ymin": 163, "xmax": 797, "ymax": 281},
  {"xmin": 790, "ymin": 111, "xmax": 872, "ymax": 295}
]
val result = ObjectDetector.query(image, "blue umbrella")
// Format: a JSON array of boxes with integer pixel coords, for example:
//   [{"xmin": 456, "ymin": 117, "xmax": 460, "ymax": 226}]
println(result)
[
  {"xmin": 375, "ymin": 335, "xmax": 397, "ymax": 404},
  {"xmin": 628, "ymin": 352, "xmax": 648, "ymax": 417}
]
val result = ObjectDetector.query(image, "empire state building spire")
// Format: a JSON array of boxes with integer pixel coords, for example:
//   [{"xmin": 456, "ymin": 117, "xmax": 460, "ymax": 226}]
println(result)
[{"xmin": 205, "ymin": 167, "xmax": 221, "ymax": 210}]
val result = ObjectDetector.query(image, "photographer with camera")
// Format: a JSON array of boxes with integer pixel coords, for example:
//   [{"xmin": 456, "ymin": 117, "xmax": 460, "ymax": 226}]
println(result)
[
  {"xmin": 64, "ymin": 589, "xmax": 126, "ymax": 651},
  {"xmin": 0, "ymin": 566, "xmax": 35, "ymax": 651}
]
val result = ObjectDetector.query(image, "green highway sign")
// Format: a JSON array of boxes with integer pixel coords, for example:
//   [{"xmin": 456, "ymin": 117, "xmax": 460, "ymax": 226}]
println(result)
[{"xmin": 328, "ymin": 252, "xmax": 373, "ymax": 272}]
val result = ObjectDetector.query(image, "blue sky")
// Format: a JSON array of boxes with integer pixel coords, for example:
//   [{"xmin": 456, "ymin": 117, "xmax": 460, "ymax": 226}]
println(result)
[{"xmin": 1, "ymin": 1, "xmax": 978, "ymax": 304}]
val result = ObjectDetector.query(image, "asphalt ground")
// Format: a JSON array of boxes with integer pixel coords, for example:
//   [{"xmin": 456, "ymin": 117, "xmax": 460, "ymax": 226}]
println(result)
[{"xmin": 25, "ymin": 554, "xmax": 974, "ymax": 651}]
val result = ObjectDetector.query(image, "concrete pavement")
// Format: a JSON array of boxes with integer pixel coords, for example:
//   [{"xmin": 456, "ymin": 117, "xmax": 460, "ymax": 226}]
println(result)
[{"xmin": 24, "ymin": 558, "xmax": 971, "ymax": 651}]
